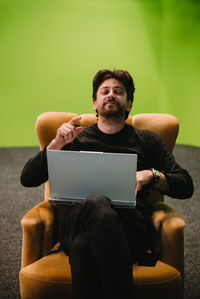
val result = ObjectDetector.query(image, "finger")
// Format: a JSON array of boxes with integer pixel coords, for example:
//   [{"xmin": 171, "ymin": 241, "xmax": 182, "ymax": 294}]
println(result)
[
  {"xmin": 136, "ymin": 173, "xmax": 142, "ymax": 191},
  {"xmin": 76, "ymin": 126, "xmax": 83, "ymax": 134},
  {"xmin": 66, "ymin": 124, "xmax": 77, "ymax": 135},
  {"xmin": 58, "ymin": 127, "xmax": 72, "ymax": 141},
  {"xmin": 64, "ymin": 126, "xmax": 83, "ymax": 141},
  {"xmin": 59, "ymin": 126, "xmax": 74, "ymax": 138},
  {"xmin": 67, "ymin": 128, "xmax": 77, "ymax": 140},
  {"xmin": 68, "ymin": 116, "xmax": 82, "ymax": 126},
  {"xmin": 66, "ymin": 122, "xmax": 77, "ymax": 132},
  {"xmin": 136, "ymin": 181, "xmax": 142, "ymax": 191}
]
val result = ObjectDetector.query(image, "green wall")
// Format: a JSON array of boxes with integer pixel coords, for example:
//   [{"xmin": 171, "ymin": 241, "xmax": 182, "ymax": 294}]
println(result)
[{"xmin": 0, "ymin": 0, "xmax": 200, "ymax": 147}]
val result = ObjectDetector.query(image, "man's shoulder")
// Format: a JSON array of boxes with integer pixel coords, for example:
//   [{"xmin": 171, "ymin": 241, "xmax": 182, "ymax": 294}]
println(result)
[
  {"xmin": 128, "ymin": 124, "xmax": 154, "ymax": 138},
  {"xmin": 130, "ymin": 125, "xmax": 161, "ymax": 145}
]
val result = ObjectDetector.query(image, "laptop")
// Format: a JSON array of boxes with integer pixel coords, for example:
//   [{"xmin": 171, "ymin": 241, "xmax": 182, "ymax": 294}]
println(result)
[{"xmin": 47, "ymin": 150, "xmax": 137, "ymax": 209}]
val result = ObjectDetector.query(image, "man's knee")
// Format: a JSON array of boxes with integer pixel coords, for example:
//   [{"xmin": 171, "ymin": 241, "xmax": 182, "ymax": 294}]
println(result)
[
  {"xmin": 82, "ymin": 195, "xmax": 112, "ymax": 209},
  {"xmin": 82, "ymin": 195, "xmax": 114, "ymax": 222},
  {"xmin": 81, "ymin": 195, "xmax": 120, "ymax": 230}
]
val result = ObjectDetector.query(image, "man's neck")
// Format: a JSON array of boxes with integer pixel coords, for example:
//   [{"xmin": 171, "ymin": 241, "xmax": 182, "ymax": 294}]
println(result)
[{"xmin": 97, "ymin": 116, "xmax": 125, "ymax": 134}]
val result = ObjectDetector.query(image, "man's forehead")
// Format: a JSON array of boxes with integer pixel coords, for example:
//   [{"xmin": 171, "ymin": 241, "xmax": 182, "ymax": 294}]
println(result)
[{"xmin": 99, "ymin": 78, "xmax": 125, "ymax": 89}]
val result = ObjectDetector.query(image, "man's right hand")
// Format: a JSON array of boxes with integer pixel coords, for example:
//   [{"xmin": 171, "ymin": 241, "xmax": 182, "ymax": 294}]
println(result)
[{"xmin": 47, "ymin": 116, "xmax": 83, "ymax": 150}]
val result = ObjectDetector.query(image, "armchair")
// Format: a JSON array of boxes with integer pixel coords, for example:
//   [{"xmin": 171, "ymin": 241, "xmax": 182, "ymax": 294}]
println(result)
[{"xmin": 19, "ymin": 112, "xmax": 184, "ymax": 299}]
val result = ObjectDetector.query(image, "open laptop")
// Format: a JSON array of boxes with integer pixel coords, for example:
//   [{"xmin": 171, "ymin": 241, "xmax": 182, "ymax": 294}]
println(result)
[{"xmin": 47, "ymin": 150, "xmax": 137, "ymax": 209}]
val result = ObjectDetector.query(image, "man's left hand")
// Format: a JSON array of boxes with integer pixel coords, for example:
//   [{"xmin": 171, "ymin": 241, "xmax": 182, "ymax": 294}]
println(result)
[
  {"xmin": 136, "ymin": 170, "xmax": 169, "ymax": 193},
  {"xmin": 136, "ymin": 170, "xmax": 153, "ymax": 191}
]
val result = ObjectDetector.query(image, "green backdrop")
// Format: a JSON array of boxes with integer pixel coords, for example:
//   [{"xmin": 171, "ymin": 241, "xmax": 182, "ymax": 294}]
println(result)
[{"xmin": 0, "ymin": 0, "xmax": 200, "ymax": 147}]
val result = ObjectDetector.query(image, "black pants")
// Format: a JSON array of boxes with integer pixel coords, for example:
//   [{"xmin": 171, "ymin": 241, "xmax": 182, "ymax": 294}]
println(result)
[{"xmin": 59, "ymin": 195, "xmax": 150, "ymax": 299}]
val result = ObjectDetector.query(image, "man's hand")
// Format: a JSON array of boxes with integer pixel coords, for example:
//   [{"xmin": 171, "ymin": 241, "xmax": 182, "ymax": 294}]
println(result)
[
  {"xmin": 136, "ymin": 170, "xmax": 153, "ymax": 191},
  {"xmin": 136, "ymin": 169, "xmax": 169, "ymax": 193},
  {"xmin": 47, "ymin": 116, "xmax": 83, "ymax": 150}
]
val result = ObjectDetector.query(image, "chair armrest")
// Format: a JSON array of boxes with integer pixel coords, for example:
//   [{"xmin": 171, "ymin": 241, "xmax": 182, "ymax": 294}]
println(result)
[
  {"xmin": 20, "ymin": 201, "xmax": 55, "ymax": 269},
  {"xmin": 151, "ymin": 202, "xmax": 185, "ymax": 278}
]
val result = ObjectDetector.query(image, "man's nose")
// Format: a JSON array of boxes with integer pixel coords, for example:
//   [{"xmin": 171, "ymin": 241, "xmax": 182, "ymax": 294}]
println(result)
[{"xmin": 107, "ymin": 89, "xmax": 114, "ymax": 98}]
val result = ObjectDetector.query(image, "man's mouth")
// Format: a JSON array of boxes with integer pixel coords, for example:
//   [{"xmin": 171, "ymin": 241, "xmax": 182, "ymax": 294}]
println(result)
[{"xmin": 104, "ymin": 100, "xmax": 119, "ymax": 107}]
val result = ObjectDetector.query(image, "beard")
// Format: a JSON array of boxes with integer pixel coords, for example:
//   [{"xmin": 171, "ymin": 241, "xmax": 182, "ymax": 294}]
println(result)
[{"xmin": 97, "ymin": 99, "xmax": 127, "ymax": 122}]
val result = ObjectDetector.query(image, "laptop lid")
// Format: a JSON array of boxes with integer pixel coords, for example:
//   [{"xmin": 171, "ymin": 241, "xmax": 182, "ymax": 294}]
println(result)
[{"xmin": 47, "ymin": 150, "xmax": 137, "ymax": 209}]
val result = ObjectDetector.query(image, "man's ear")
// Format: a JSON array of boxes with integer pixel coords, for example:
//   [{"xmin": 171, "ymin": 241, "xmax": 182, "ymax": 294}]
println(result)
[
  {"xmin": 93, "ymin": 99, "xmax": 97, "ymax": 111},
  {"xmin": 127, "ymin": 100, "xmax": 132, "ymax": 112}
]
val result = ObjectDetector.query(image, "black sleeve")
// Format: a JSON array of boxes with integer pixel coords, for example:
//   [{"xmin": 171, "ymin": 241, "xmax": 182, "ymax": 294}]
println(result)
[
  {"xmin": 20, "ymin": 146, "xmax": 48, "ymax": 187},
  {"xmin": 149, "ymin": 132, "xmax": 194, "ymax": 199},
  {"xmin": 20, "ymin": 138, "xmax": 79, "ymax": 188}
]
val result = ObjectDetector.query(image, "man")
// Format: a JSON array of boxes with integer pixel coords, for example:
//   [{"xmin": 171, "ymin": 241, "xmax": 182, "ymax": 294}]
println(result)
[{"xmin": 21, "ymin": 69, "xmax": 194, "ymax": 299}]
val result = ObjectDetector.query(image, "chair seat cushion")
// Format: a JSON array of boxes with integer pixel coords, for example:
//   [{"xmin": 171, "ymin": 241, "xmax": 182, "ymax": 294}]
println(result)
[
  {"xmin": 19, "ymin": 245, "xmax": 181, "ymax": 299},
  {"xmin": 133, "ymin": 260, "xmax": 181, "ymax": 284}
]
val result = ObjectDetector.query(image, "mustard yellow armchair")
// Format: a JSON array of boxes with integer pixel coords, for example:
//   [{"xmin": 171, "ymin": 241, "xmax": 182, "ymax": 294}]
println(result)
[{"xmin": 19, "ymin": 112, "xmax": 184, "ymax": 299}]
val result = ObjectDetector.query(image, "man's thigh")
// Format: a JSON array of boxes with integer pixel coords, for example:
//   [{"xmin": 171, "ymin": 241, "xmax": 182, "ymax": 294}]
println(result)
[
  {"xmin": 115, "ymin": 208, "xmax": 150, "ymax": 262},
  {"xmin": 59, "ymin": 203, "xmax": 83, "ymax": 255}
]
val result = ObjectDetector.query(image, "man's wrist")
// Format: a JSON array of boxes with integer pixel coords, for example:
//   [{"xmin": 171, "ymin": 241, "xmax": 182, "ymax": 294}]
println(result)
[
  {"xmin": 150, "ymin": 168, "xmax": 161, "ymax": 185},
  {"xmin": 47, "ymin": 139, "xmax": 60, "ymax": 150}
]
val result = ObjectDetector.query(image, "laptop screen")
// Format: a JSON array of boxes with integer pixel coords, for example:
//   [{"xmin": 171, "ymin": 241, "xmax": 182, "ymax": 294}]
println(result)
[{"xmin": 47, "ymin": 150, "xmax": 137, "ymax": 208}]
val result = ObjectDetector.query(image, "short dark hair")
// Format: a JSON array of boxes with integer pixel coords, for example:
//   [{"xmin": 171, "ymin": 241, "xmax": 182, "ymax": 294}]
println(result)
[{"xmin": 92, "ymin": 69, "xmax": 135, "ymax": 103}]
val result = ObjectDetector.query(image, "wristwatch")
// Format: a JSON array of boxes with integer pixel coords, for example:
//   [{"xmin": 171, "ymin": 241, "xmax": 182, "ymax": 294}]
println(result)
[{"xmin": 151, "ymin": 168, "xmax": 161, "ymax": 185}]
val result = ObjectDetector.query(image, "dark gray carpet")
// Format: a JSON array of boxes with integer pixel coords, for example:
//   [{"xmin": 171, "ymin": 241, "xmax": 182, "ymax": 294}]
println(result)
[{"xmin": 0, "ymin": 145, "xmax": 199, "ymax": 299}]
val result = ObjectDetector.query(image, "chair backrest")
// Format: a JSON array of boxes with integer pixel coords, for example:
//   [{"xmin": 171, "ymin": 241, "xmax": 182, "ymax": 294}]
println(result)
[{"xmin": 35, "ymin": 112, "xmax": 179, "ymax": 203}]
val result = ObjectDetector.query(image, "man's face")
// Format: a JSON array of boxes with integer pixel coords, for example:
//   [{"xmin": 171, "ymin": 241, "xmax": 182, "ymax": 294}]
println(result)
[{"xmin": 93, "ymin": 78, "xmax": 132, "ymax": 120}]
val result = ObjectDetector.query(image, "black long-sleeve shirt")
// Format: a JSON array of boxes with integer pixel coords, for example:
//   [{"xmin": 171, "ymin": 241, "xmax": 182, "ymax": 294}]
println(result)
[{"xmin": 21, "ymin": 124, "xmax": 194, "ymax": 214}]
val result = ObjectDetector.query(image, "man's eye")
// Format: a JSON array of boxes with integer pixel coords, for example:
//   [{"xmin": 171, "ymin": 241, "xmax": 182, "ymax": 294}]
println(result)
[
  {"xmin": 114, "ymin": 89, "xmax": 123, "ymax": 95},
  {"xmin": 102, "ymin": 89, "xmax": 109, "ymax": 95}
]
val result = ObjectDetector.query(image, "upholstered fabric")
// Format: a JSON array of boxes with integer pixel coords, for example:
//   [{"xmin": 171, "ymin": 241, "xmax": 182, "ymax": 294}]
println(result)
[
  {"xmin": 19, "ymin": 113, "xmax": 184, "ymax": 299},
  {"xmin": 20, "ymin": 245, "xmax": 181, "ymax": 299}
]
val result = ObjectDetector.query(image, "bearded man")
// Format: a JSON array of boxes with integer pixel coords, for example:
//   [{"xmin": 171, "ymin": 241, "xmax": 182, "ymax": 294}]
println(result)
[{"xmin": 21, "ymin": 69, "xmax": 194, "ymax": 299}]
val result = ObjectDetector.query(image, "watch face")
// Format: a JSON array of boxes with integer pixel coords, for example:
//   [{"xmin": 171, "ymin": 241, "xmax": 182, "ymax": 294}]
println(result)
[
  {"xmin": 151, "ymin": 168, "xmax": 161, "ymax": 184},
  {"xmin": 155, "ymin": 170, "xmax": 161, "ymax": 183}
]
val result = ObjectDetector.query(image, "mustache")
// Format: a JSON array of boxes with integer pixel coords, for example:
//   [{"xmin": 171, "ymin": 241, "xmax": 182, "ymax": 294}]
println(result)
[{"xmin": 103, "ymin": 98, "xmax": 119, "ymax": 107}]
